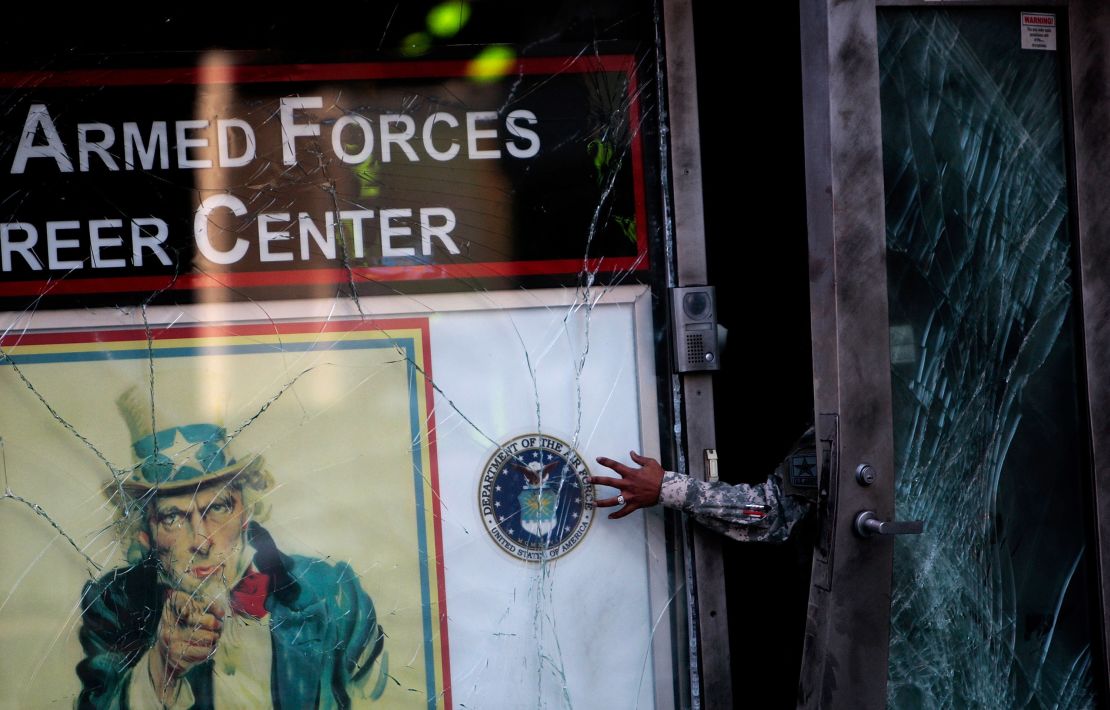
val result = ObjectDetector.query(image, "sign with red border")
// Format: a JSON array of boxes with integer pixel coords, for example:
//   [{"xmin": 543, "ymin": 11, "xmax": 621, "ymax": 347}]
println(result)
[{"xmin": 0, "ymin": 56, "xmax": 648, "ymax": 301}]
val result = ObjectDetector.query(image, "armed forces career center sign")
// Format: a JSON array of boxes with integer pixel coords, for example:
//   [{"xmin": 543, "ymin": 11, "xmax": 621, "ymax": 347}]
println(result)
[
  {"xmin": 479, "ymin": 434, "xmax": 595, "ymax": 562},
  {"xmin": 0, "ymin": 56, "xmax": 647, "ymax": 302}
]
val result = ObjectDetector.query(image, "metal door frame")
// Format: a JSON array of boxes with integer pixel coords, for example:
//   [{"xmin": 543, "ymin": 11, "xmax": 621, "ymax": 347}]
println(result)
[
  {"xmin": 1064, "ymin": 3, "xmax": 1110, "ymax": 694},
  {"xmin": 659, "ymin": 0, "xmax": 731, "ymax": 707},
  {"xmin": 798, "ymin": 1, "xmax": 895, "ymax": 705}
]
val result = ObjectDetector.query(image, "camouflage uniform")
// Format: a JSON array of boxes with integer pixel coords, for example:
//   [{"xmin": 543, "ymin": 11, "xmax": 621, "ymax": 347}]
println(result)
[{"xmin": 659, "ymin": 470, "xmax": 811, "ymax": 543}]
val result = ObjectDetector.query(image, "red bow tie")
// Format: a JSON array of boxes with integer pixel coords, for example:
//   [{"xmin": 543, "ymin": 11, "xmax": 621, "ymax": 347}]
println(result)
[{"xmin": 230, "ymin": 570, "xmax": 271, "ymax": 619}]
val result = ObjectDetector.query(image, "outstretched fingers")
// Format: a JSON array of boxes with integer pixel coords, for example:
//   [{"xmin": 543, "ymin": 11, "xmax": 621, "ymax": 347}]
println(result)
[
  {"xmin": 589, "ymin": 474, "xmax": 628, "ymax": 490},
  {"xmin": 595, "ymin": 493, "xmax": 639, "ymax": 519},
  {"xmin": 608, "ymin": 502, "xmax": 639, "ymax": 520},
  {"xmin": 590, "ymin": 451, "xmax": 665, "ymax": 520},
  {"xmin": 594, "ymin": 456, "xmax": 635, "ymax": 477}
]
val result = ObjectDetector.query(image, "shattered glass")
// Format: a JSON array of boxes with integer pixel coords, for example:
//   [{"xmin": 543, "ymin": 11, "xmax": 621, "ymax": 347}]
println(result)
[
  {"xmin": 879, "ymin": 8, "xmax": 1098, "ymax": 709},
  {"xmin": 0, "ymin": 3, "xmax": 688, "ymax": 708}
]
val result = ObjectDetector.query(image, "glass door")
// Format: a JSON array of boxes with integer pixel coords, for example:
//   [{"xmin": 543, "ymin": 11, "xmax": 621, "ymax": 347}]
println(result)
[
  {"xmin": 879, "ymin": 8, "xmax": 1099, "ymax": 707},
  {"xmin": 799, "ymin": 2, "xmax": 1105, "ymax": 706}
]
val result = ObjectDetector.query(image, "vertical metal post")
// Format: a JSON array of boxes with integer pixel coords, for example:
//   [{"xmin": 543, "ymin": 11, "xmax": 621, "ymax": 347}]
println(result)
[
  {"xmin": 661, "ymin": 1, "xmax": 731, "ymax": 708},
  {"xmin": 797, "ymin": 0, "xmax": 897, "ymax": 706},
  {"xmin": 1066, "ymin": 0, "xmax": 1110, "ymax": 697}
]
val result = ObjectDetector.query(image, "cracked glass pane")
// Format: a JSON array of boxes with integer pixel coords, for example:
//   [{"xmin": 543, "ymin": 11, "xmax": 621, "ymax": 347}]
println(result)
[
  {"xmin": 0, "ymin": 4, "xmax": 684, "ymax": 708},
  {"xmin": 880, "ymin": 8, "xmax": 1098, "ymax": 708}
]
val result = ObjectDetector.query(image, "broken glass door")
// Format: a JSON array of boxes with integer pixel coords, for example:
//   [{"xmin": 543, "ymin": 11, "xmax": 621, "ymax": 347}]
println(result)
[{"xmin": 879, "ymin": 7, "xmax": 1100, "ymax": 708}]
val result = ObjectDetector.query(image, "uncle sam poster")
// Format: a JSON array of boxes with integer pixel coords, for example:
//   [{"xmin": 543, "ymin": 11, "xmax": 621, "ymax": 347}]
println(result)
[{"xmin": 0, "ymin": 316, "xmax": 450, "ymax": 708}]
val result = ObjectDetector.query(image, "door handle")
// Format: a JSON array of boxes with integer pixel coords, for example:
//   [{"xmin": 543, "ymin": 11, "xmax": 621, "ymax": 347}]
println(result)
[{"xmin": 853, "ymin": 510, "xmax": 925, "ymax": 537}]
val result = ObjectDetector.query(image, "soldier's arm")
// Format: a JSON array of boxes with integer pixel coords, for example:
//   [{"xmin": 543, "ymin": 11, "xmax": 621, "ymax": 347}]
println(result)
[
  {"xmin": 592, "ymin": 452, "xmax": 811, "ymax": 543},
  {"xmin": 658, "ymin": 470, "xmax": 810, "ymax": 543}
]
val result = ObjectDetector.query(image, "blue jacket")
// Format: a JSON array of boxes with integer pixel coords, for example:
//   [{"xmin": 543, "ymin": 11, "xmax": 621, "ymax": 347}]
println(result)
[{"xmin": 76, "ymin": 523, "xmax": 385, "ymax": 709}]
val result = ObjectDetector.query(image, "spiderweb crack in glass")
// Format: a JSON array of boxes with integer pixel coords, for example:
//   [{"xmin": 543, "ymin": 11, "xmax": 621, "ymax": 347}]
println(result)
[{"xmin": 880, "ymin": 9, "xmax": 1095, "ymax": 709}]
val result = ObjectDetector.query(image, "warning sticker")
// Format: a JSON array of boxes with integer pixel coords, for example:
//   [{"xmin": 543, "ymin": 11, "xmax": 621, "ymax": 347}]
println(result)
[{"xmin": 1021, "ymin": 13, "xmax": 1057, "ymax": 52}]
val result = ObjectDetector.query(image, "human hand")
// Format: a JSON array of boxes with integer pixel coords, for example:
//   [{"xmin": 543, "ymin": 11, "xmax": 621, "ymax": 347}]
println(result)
[
  {"xmin": 149, "ymin": 591, "xmax": 225, "ymax": 699},
  {"xmin": 590, "ymin": 451, "xmax": 665, "ymax": 519}
]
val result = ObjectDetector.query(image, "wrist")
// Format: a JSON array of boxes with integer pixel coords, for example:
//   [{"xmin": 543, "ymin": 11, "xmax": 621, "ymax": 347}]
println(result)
[{"xmin": 659, "ymin": 471, "xmax": 690, "ymax": 509}]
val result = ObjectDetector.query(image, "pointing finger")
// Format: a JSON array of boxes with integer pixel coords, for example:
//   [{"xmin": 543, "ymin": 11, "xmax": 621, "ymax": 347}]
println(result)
[{"xmin": 595, "ymin": 456, "xmax": 634, "ymax": 477}]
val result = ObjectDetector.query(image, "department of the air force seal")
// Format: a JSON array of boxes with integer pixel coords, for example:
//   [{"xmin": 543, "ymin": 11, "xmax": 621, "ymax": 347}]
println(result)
[{"xmin": 479, "ymin": 434, "xmax": 595, "ymax": 562}]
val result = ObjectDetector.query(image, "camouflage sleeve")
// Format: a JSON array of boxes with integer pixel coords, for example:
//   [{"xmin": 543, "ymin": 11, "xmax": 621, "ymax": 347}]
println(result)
[{"xmin": 659, "ymin": 470, "xmax": 811, "ymax": 543}]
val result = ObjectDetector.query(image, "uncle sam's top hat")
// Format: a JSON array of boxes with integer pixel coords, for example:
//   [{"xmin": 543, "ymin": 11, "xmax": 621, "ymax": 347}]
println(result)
[{"xmin": 117, "ymin": 386, "xmax": 261, "ymax": 494}]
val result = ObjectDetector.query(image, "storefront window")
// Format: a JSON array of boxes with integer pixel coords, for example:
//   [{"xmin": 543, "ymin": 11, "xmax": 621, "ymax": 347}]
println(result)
[{"xmin": 0, "ymin": 4, "xmax": 685, "ymax": 707}]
